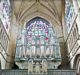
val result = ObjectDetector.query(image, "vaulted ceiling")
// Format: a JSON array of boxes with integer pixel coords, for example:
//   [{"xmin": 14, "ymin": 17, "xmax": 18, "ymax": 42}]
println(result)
[{"xmin": 11, "ymin": 0, "xmax": 64, "ymax": 38}]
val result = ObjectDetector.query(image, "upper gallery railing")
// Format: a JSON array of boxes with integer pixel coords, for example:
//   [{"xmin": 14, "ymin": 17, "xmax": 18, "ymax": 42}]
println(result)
[{"xmin": 0, "ymin": 69, "xmax": 76, "ymax": 75}]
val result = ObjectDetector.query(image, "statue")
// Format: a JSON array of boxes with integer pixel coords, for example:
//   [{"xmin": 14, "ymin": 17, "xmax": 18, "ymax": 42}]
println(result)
[
  {"xmin": 28, "ymin": 60, "xmax": 33, "ymax": 74},
  {"xmin": 35, "ymin": 62, "xmax": 40, "ymax": 73},
  {"xmin": 42, "ymin": 60, "xmax": 47, "ymax": 73}
]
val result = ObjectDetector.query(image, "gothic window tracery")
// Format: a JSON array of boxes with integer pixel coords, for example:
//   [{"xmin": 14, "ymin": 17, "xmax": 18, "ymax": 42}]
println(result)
[
  {"xmin": 16, "ymin": 17, "xmax": 61, "ymax": 60},
  {"xmin": 65, "ymin": 0, "xmax": 75, "ymax": 33}
]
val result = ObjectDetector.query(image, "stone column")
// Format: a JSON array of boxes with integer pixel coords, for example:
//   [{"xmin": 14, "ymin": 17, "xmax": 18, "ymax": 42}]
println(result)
[{"xmin": 5, "ymin": 16, "xmax": 19, "ymax": 68}]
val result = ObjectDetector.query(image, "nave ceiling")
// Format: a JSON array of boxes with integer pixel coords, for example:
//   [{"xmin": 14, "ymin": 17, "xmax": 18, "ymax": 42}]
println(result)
[{"xmin": 11, "ymin": 0, "xmax": 64, "ymax": 38}]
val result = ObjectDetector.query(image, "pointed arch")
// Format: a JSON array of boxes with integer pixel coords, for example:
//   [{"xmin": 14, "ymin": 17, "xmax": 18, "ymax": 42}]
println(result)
[{"xmin": 73, "ymin": 54, "xmax": 80, "ymax": 74}]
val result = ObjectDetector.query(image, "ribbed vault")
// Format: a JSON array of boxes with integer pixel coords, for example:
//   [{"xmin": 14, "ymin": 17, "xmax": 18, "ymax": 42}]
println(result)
[{"xmin": 11, "ymin": 0, "xmax": 63, "ymax": 38}]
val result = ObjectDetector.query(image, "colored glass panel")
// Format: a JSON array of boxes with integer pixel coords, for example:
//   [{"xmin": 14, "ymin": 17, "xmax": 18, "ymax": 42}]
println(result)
[{"xmin": 16, "ymin": 17, "xmax": 61, "ymax": 59}]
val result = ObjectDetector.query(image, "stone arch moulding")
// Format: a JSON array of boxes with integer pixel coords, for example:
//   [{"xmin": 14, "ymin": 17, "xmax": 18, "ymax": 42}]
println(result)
[
  {"xmin": 19, "ymin": 10, "xmax": 63, "ymax": 42},
  {"xmin": 23, "ymin": 12, "xmax": 60, "ymax": 26},
  {"xmin": 24, "ymin": 16, "xmax": 54, "ymax": 27},
  {"xmin": 18, "ymin": 1, "xmax": 61, "ymax": 27},
  {"xmin": 23, "ymin": 15, "xmax": 60, "ymax": 36},
  {"xmin": 73, "ymin": 54, "xmax": 80, "ymax": 74}
]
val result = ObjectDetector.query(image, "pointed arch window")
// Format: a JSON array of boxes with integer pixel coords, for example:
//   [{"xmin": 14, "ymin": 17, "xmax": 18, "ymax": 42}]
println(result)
[{"xmin": 16, "ymin": 17, "xmax": 61, "ymax": 60}]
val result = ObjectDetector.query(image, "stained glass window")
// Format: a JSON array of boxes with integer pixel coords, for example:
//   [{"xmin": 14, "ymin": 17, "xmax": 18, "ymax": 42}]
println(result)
[
  {"xmin": 15, "ymin": 17, "xmax": 61, "ymax": 60},
  {"xmin": 0, "ymin": 0, "xmax": 11, "ymax": 34},
  {"xmin": 65, "ymin": 0, "xmax": 75, "ymax": 33},
  {"xmin": 78, "ymin": 0, "xmax": 80, "ymax": 7}
]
